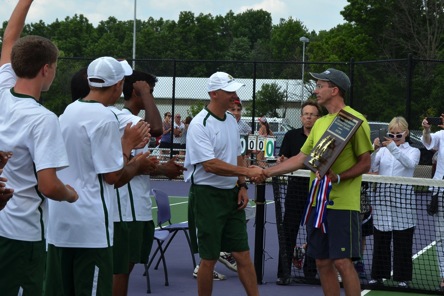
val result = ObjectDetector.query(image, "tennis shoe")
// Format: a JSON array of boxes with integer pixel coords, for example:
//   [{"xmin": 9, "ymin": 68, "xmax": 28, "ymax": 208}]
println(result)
[
  {"xmin": 193, "ymin": 265, "xmax": 227, "ymax": 281},
  {"xmin": 218, "ymin": 252, "xmax": 238, "ymax": 272}
]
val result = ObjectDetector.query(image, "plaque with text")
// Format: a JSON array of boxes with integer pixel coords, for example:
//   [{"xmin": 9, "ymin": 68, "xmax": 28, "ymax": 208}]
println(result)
[{"xmin": 304, "ymin": 109, "xmax": 363, "ymax": 178}]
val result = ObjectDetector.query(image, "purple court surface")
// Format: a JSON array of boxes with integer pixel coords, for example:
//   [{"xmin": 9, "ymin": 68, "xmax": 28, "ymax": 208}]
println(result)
[{"xmin": 127, "ymin": 179, "xmax": 344, "ymax": 296}]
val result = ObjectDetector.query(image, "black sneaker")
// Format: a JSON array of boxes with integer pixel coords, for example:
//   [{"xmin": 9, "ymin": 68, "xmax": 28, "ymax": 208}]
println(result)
[
  {"xmin": 276, "ymin": 277, "xmax": 291, "ymax": 285},
  {"xmin": 368, "ymin": 279, "xmax": 383, "ymax": 286},
  {"xmin": 398, "ymin": 281, "xmax": 409, "ymax": 288}
]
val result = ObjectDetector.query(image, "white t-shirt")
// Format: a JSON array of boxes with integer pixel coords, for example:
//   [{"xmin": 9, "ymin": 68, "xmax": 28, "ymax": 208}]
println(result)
[
  {"xmin": 173, "ymin": 121, "xmax": 185, "ymax": 144},
  {"xmin": 108, "ymin": 106, "xmax": 141, "ymax": 222},
  {"xmin": 184, "ymin": 109, "xmax": 241, "ymax": 189},
  {"xmin": 0, "ymin": 63, "xmax": 69, "ymax": 242},
  {"xmin": 47, "ymin": 100, "xmax": 123, "ymax": 248},
  {"xmin": 120, "ymin": 109, "xmax": 153, "ymax": 222}
]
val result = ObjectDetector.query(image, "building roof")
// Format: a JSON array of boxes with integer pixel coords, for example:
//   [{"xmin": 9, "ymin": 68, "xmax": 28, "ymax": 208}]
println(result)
[{"xmin": 153, "ymin": 77, "xmax": 314, "ymax": 102}]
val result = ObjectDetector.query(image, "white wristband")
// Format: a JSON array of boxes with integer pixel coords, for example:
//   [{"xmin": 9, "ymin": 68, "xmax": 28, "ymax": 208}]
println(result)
[{"xmin": 336, "ymin": 174, "xmax": 341, "ymax": 184}]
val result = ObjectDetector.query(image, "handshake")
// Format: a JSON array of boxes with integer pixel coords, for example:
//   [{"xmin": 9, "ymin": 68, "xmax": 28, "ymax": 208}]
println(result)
[{"xmin": 245, "ymin": 165, "xmax": 269, "ymax": 183}]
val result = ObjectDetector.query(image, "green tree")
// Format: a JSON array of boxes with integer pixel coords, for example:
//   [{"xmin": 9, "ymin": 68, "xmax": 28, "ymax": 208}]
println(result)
[
  {"xmin": 49, "ymin": 14, "xmax": 96, "ymax": 57},
  {"xmin": 341, "ymin": 0, "xmax": 444, "ymax": 60},
  {"xmin": 270, "ymin": 17, "xmax": 308, "ymax": 61},
  {"xmin": 187, "ymin": 101, "xmax": 206, "ymax": 117},
  {"xmin": 250, "ymin": 83, "xmax": 286, "ymax": 117},
  {"xmin": 232, "ymin": 9, "xmax": 272, "ymax": 49}
]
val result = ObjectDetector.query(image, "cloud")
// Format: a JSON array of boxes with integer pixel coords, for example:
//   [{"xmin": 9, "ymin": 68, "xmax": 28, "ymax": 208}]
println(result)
[{"xmin": 240, "ymin": 0, "xmax": 287, "ymax": 15}]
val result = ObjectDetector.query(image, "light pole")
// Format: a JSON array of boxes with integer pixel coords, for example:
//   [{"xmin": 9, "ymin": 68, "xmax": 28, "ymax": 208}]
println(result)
[
  {"xmin": 299, "ymin": 36, "xmax": 309, "ymax": 101},
  {"xmin": 132, "ymin": 0, "xmax": 137, "ymax": 69}
]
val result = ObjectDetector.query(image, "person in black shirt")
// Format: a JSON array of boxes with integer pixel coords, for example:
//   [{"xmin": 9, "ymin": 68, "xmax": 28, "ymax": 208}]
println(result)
[{"xmin": 276, "ymin": 100, "xmax": 322, "ymax": 285}]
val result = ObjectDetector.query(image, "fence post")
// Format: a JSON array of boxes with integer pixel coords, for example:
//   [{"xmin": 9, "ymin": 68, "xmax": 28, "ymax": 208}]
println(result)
[
  {"xmin": 406, "ymin": 53, "xmax": 414, "ymax": 126},
  {"xmin": 170, "ymin": 60, "xmax": 177, "ymax": 158},
  {"xmin": 254, "ymin": 182, "xmax": 266, "ymax": 284},
  {"xmin": 349, "ymin": 58, "xmax": 355, "ymax": 107}
]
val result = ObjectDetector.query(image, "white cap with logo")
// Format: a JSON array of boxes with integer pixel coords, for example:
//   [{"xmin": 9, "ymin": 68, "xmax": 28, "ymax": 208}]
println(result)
[
  {"xmin": 207, "ymin": 72, "xmax": 245, "ymax": 92},
  {"xmin": 87, "ymin": 57, "xmax": 133, "ymax": 88}
]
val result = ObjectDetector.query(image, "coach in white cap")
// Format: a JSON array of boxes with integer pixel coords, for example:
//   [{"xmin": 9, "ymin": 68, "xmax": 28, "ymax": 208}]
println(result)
[
  {"xmin": 46, "ymin": 56, "xmax": 151, "ymax": 295},
  {"xmin": 184, "ymin": 71, "xmax": 262, "ymax": 295}
]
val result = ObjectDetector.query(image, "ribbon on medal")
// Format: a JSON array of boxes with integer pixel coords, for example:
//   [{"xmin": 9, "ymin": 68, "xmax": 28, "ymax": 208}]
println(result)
[{"xmin": 301, "ymin": 175, "xmax": 332, "ymax": 233}]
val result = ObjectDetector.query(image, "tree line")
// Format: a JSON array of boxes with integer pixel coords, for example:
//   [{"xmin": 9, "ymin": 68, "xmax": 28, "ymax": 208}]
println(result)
[{"xmin": 1, "ymin": 1, "xmax": 444, "ymax": 124}]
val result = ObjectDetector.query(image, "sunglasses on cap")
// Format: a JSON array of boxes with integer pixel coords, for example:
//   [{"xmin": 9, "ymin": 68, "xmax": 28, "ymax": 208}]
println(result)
[{"xmin": 387, "ymin": 131, "xmax": 406, "ymax": 139}]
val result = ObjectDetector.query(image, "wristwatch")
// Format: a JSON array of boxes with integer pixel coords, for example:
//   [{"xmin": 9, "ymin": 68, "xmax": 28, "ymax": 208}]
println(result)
[{"xmin": 237, "ymin": 182, "xmax": 249, "ymax": 190}]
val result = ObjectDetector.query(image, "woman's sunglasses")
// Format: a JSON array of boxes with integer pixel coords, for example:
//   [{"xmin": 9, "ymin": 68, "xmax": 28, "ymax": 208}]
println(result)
[{"xmin": 387, "ymin": 131, "xmax": 406, "ymax": 139}]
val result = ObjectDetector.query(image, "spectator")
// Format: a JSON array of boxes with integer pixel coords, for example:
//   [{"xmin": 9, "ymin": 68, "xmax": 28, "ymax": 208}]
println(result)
[
  {"xmin": 229, "ymin": 97, "xmax": 252, "ymax": 166},
  {"xmin": 229, "ymin": 98, "xmax": 252, "ymax": 137},
  {"xmin": 0, "ymin": 151, "xmax": 13, "ymax": 211},
  {"xmin": 0, "ymin": 1, "xmax": 78, "ymax": 294},
  {"xmin": 173, "ymin": 113, "xmax": 185, "ymax": 154},
  {"xmin": 276, "ymin": 100, "xmax": 322, "ymax": 285},
  {"xmin": 421, "ymin": 114, "xmax": 444, "ymax": 291},
  {"xmin": 184, "ymin": 71, "xmax": 262, "ymax": 295},
  {"xmin": 369, "ymin": 116, "xmax": 419, "ymax": 288},
  {"xmin": 180, "ymin": 116, "xmax": 192, "ymax": 151},
  {"xmin": 257, "ymin": 116, "xmax": 274, "ymax": 167},
  {"xmin": 257, "ymin": 68, "xmax": 373, "ymax": 296},
  {"xmin": 159, "ymin": 112, "xmax": 173, "ymax": 156}
]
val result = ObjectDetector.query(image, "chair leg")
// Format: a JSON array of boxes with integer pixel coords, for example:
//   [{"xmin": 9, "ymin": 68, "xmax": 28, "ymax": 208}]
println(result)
[
  {"xmin": 154, "ymin": 231, "xmax": 178, "ymax": 269},
  {"xmin": 156, "ymin": 240, "xmax": 169, "ymax": 286},
  {"xmin": 144, "ymin": 262, "xmax": 151, "ymax": 294},
  {"xmin": 148, "ymin": 240, "xmax": 165, "ymax": 270},
  {"xmin": 154, "ymin": 230, "xmax": 196, "ymax": 270}
]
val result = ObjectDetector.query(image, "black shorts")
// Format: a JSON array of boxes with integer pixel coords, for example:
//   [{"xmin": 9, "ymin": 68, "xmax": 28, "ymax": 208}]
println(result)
[{"xmin": 306, "ymin": 209, "xmax": 361, "ymax": 261}]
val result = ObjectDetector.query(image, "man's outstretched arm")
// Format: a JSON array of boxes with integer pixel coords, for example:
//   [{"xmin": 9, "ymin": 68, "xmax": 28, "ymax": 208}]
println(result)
[{"xmin": 1, "ymin": 0, "xmax": 34, "ymax": 66}]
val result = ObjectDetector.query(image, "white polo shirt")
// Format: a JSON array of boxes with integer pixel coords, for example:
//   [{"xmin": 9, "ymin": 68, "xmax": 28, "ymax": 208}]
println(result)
[{"xmin": 184, "ymin": 108, "xmax": 241, "ymax": 189}]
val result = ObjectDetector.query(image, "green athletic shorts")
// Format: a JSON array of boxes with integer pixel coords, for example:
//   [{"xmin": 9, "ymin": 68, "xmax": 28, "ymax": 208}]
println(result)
[
  {"xmin": 128, "ymin": 220, "xmax": 154, "ymax": 264},
  {"xmin": 306, "ymin": 209, "xmax": 361, "ymax": 261},
  {"xmin": 45, "ymin": 244, "xmax": 113, "ymax": 296},
  {"xmin": 0, "ymin": 236, "xmax": 46, "ymax": 296},
  {"xmin": 113, "ymin": 222, "xmax": 130, "ymax": 274},
  {"xmin": 188, "ymin": 184, "xmax": 249, "ymax": 260}
]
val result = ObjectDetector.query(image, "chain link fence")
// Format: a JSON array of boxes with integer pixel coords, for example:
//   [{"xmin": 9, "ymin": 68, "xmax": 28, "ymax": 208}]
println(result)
[{"xmin": 46, "ymin": 56, "xmax": 444, "ymax": 177}]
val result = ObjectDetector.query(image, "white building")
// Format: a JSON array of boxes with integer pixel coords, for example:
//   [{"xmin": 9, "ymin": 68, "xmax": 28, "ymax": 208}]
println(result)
[{"xmin": 118, "ymin": 77, "xmax": 316, "ymax": 128}]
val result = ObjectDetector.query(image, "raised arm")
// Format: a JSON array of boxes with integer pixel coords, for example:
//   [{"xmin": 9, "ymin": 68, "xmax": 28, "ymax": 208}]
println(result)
[
  {"xmin": 133, "ymin": 81, "xmax": 163, "ymax": 137},
  {"xmin": 1, "ymin": 0, "xmax": 33, "ymax": 66}
]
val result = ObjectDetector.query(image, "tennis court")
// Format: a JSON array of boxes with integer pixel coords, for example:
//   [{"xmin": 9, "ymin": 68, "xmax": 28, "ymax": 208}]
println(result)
[{"xmin": 126, "ymin": 178, "xmax": 437, "ymax": 295}]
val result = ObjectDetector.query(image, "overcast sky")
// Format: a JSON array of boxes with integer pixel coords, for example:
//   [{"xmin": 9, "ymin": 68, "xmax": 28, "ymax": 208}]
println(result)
[{"xmin": 1, "ymin": 0, "xmax": 349, "ymax": 33}]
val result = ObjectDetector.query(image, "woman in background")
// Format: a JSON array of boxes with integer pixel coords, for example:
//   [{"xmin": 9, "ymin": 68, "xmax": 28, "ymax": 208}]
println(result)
[
  {"xmin": 369, "ymin": 116, "xmax": 420, "ymax": 288},
  {"xmin": 256, "ymin": 116, "xmax": 273, "ymax": 167}
]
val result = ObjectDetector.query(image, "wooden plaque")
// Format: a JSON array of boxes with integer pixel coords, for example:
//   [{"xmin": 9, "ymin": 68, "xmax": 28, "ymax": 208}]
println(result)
[{"xmin": 304, "ymin": 109, "xmax": 363, "ymax": 178}]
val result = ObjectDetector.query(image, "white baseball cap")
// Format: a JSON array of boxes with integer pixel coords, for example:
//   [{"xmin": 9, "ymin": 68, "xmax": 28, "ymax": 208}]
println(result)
[
  {"xmin": 207, "ymin": 71, "xmax": 245, "ymax": 92},
  {"xmin": 87, "ymin": 57, "xmax": 133, "ymax": 88}
]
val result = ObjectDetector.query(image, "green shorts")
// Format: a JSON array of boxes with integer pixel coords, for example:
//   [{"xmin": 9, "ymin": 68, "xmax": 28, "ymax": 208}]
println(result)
[
  {"xmin": 113, "ymin": 222, "xmax": 130, "ymax": 274},
  {"xmin": 306, "ymin": 209, "xmax": 361, "ymax": 261},
  {"xmin": 0, "ymin": 236, "xmax": 46, "ymax": 296},
  {"xmin": 128, "ymin": 220, "xmax": 155, "ymax": 264},
  {"xmin": 45, "ymin": 244, "xmax": 113, "ymax": 296},
  {"xmin": 188, "ymin": 184, "xmax": 249, "ymax": 260}
]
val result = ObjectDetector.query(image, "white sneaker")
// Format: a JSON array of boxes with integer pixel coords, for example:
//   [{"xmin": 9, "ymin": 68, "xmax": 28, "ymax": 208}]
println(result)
[
  {"xmin": 193, "ymin": 265, "xmax": 227, "ymax": 280},
  {"xmin": 218, "ymin": 252, "xmax": 238, "ymax": 272},
  {"xmin": 337, "ymin": 272, "xmax": 342, "ymax": 282}
]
